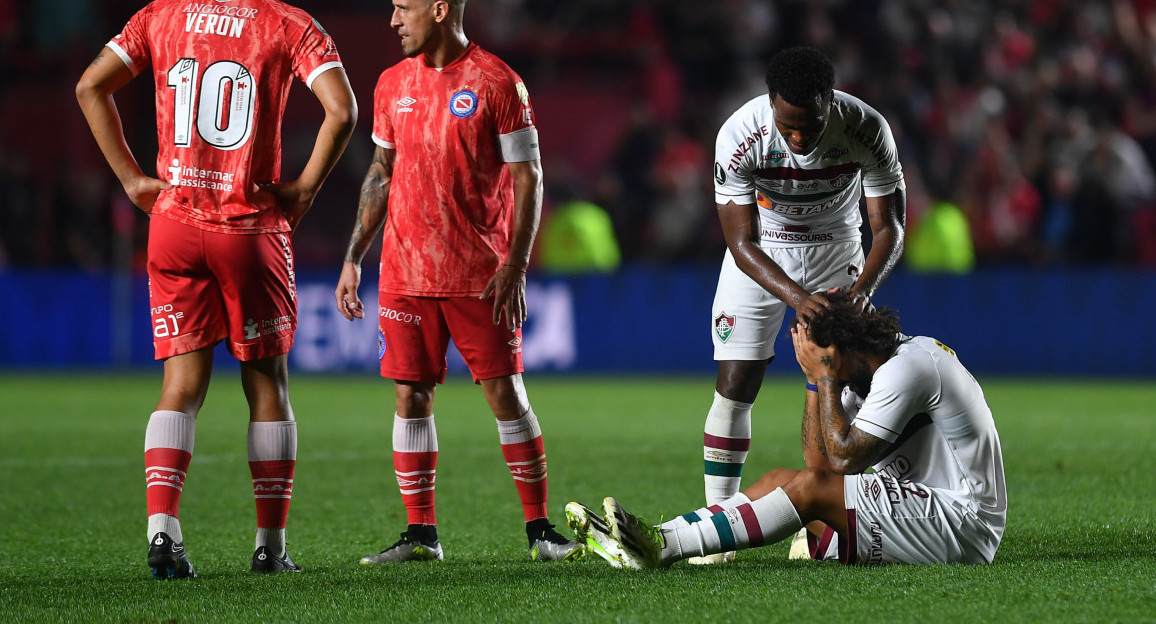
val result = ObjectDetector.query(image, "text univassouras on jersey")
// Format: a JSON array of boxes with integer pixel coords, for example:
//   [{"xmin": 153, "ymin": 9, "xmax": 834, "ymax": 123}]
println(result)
[{"xmin": 761, "ymin": 229, "xmax": 834, "ymax": 243}]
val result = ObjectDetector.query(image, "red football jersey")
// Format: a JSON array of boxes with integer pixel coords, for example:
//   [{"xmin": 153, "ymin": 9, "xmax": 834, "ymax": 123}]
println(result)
[
  {"xmin": 372, "ymin": 43, "xmax": 537, "ymax": 296},
  {"xmin": 107, "ymin": 0, "xmax": 343, "ymax": 233}
]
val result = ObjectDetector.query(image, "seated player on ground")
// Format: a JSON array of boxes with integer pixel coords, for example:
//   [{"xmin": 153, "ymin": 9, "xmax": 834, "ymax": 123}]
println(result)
[{"xmin": 568, "ymin": 291, "xmax": 1006, "ymax": 568}]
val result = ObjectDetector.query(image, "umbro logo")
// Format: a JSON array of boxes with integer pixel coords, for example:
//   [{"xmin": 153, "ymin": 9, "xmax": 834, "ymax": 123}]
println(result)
[{"xmin": 397, "ymin": 96, "xmax": 416, "ymax": 113}]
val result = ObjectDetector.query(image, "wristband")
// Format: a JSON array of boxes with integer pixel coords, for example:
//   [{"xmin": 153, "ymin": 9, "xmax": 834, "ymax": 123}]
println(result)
[{"xmin": 805, "ymin": 382, "xmax": 819, "ymax": 392}]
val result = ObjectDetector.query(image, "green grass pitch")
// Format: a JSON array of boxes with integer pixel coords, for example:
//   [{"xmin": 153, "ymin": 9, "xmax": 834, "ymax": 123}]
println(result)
[{"xmin": 0, "ymin": 373, "xmax": 1153, "ymax": 622}]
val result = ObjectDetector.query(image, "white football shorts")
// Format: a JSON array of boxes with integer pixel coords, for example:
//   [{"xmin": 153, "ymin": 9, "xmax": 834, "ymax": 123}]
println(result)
[
  {"xmin": 806, "ymin": 473, "xmax": 1000, "ymax": 565},
  {"xmin": 710, "ymin": 241, "xmax": 863, "ymax": 361}
]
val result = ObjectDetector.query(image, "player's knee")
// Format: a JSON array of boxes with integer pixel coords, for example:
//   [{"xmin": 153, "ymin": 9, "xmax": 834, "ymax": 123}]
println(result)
[
  {"xmin": 480, "ymin": 375, "xmax": 528, "ymax": 419},
  {"xmin": 395, "ymin": 382, "xmax": 435, "ymax": 417},
  {"xmin": 754, "ymin": 467, "xmax": 794, "ymax": 488},
  {"xmin": 784, "ymin": 467, "xmax": 843, "ymax": 517},
  {"xmin": 715, "ymin": 361, "xmax": 768, "ymax": 403},
  {"xmin": 157, "ymin": 387, "xmax": 208, "ymax": 416}
]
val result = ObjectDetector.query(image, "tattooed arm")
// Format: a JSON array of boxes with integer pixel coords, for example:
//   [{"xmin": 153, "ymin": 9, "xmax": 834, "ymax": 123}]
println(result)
[
  {"xmin": 801, "ymin": 385, "xmax": 832, "ymax": 469},
  {"xmin": 791, "ymin": 325, "xmax": 891, "ymax": 474},
  {"xmin": 335, "ymin": 145, "xmax": 394, "ymax": 321},
  {"xmin": 811, "ymin": 375, "xmax": 890, "ymax": 474}
]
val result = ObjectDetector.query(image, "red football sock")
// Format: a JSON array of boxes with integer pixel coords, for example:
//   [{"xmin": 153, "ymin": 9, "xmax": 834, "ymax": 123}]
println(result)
[
  {"xmin": 144, "ymin": 410, "xmax": 195, "ymax": 519},
  {"xmin": 394, "ymin": 415, "xmax": 438, "ymax": 526},
  {"xmin": 248, "ymin": 421, "xmax": 297, "ymax": 531},
  {"xmin": 497, "ymin": 411, "xmax": 548, "ymax": 521}
]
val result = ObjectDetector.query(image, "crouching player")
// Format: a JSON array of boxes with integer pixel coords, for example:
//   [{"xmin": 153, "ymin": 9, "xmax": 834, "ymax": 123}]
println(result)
[{"xmin": 569, "ymin": 291, "xmax": 1006, "ymax": 567}]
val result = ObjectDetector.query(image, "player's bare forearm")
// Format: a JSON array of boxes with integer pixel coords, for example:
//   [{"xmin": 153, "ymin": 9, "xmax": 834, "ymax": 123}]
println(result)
[
  {"xmin": 718, "ymin": 201, "xmax": 810, "ymax": 308},
  {"xmin": 343, "ymin": 147, "xmax": 393, "ymax": 264},
  {"xmin": 479, "ymin": 160, "xmax": 539, "ymax": 329},
  {"xmin": 851, "ymin": 189, "xmax": 906, "ymax": 299},
  {"xmin": 76, "ymin": 48, "xmax": 147, "ymax": 191},
  {"xmin": 814, "ymin": 376, "xmax": 886, "ymax": 474},
  {"xmin": 296, "ymin": 68, "xmax": 358, "ymax": 197},
  {"xmin": 801, "ymin": 388, "xmax": 832, "ymax": 468},
  {"xmin": 504, "ymin": 159, "xmax": 543, "ymax": 269}
]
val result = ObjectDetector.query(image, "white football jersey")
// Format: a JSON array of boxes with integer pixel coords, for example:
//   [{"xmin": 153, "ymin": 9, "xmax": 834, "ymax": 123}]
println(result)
[
  {"xmin": 841, "ymin": 336, "xmax": 1007, "ymax": 558},
  {"xmin": 714, "ymin": 91, "xmax": 904, "ymax": 247}
]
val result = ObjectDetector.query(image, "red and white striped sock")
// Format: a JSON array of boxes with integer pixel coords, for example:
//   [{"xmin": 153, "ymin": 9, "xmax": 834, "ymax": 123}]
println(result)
[
  {"xmin": 393, "ymin": 414, "xmax": 438, "ymax": 526},
  {"xmin": 144, "ymin": 410, "xmax": 195, "ymax": 543},
  {"xmin": 248, "ymin": 420, "xmax": 297, "ymax": 557},
  {"xmin": 497, "ymin": 410, "xmax": 548, "ymax": 522}
]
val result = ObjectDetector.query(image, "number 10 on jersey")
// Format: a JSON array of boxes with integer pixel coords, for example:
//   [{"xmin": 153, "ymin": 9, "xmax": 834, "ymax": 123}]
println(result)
[{"xmin": 166, "ymin": 58, "xmax": 255, "ymax": 151}]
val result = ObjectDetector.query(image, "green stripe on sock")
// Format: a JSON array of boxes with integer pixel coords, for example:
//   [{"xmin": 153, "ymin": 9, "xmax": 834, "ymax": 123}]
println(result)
[
  {"xmin": 710, "ymin": 512, "xmax": 736, "ymax": 551},
  {"xmin": 704, "ymin": 460, "xmax": 744, "ymax": 477}
]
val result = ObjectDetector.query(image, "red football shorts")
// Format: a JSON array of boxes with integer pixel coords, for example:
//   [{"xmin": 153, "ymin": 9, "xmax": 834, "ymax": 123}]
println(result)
[
  {"xmin": 147, "ymin": 214, "xmax": 297, "ymax": 361},
  {"xmin": 377, "ymin": 293, "xmax": 524, "ymax": 383}
]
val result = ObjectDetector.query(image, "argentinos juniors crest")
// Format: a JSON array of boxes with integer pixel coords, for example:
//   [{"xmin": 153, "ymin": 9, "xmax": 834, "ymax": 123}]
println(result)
[{"xmin": 714, "ymin": 312, "xmax": 736, "ymax": 342}]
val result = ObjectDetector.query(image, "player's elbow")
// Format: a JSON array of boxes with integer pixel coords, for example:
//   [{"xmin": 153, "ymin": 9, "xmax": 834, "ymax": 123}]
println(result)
[
  {"xmin": 339, "ymin": 100, "xmax": 359, "ymax": 129},
  {"xmin": 827, "ymin": 458, "xmax": 858, "ymax": 475},
  {"xmin": 75, "ymin": 74, "xmax": 99, "ymax": 106},
  {"xmin": 826, "ymin": 450, "xmax": 868, "ymax": 475},
  {"xmin": 329, "ymin": 102, "xmax": 358, "ymax": 138},
  {"xmin": 730, "ymin": 242, "xmax": 761, "ymax": 273}
]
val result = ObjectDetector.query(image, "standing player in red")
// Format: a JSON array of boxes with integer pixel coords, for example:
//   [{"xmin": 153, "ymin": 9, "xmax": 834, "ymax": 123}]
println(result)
[
  {"xmin": 76, "ymin": 0, "xmax": 357, "ymax": 578},
  {"xmin": 334, "ymin": 0, "xmax": 581, "ymax": 563}
]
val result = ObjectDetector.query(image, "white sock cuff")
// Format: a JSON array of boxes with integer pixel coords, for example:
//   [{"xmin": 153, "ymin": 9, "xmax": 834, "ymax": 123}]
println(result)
[
  {"xmin": 724, "ymin": 492, "xmax": 753, "ymax": 508},
  {"xmin": 247, "ymin": 420, "xmax": 298, "ymax": 461},
  {"xmin": 751, "ymin": 487, "xmax": 804, "ymax": 543},
  {"xmin": 495, "ymin": 409, "xmax": 541, "ymax": 444},
  {"xmin": 712, "ymin": 391, "xmax": 753, "ymax": 411},
  {"xmin": 145, "ymin": 410, "xmax": 195, "ymax": 453},
  {"xmin": 393, "ymin": 414, "xmax": 438, "ymax": 452},
  {"xmin": 705, "ymin": 392, "xmax": 753, "ymax": 438}
]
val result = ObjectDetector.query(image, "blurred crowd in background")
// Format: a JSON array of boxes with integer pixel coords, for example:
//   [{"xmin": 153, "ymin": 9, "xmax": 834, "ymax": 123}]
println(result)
[{"xmin": 3, "ymin": 0, "xmax": 1156, "ymax": 272}]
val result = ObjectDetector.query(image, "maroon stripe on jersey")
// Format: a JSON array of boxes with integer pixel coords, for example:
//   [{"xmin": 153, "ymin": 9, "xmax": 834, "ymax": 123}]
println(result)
[
  {"xmin": 754, "ymin": 162, "xmax": 860, "ymax": 181},
  {"xmin": 703, "ymin": 433, "xmax": 751, "ymax": 451},
  {"xmin": 707, "ymin": 504, "xmax": 724, "ymax": 515},
  {"xmin": 736, "ymin": 503, "xmax": 764, "ymax": 547}
]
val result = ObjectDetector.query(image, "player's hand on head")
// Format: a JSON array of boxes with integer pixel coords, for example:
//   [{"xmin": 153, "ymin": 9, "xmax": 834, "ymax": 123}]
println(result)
[
  {"xmin": 791, "ymin": 321, "xmax": 839, "ymax": 381},
  {"xmin": 124, "ymin": 175, "xmax": 171, "ymax": 213},
  {"xmin": 845, "ymin": 288, "xmax": 874, "ymax": 313},
  {"xmin": 794, "ymin": 291, "xmax": 833, "ymax": 328}
]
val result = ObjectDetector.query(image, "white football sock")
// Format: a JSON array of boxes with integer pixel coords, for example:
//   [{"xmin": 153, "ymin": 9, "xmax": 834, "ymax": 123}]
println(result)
[
  {"xmin": 661, "ymin": 493, "xmax": 752, "ymax": 530},
  {"xmin": 147, "ymin": 513, "xmax": 183, "ymax": 545},
  {"xmin": 703, "ymin": 392, "xmax": 753, "ymax": 505},
  {"xmin": 664, "ymin": 488, "xmax": 802, "ymax": 564}
]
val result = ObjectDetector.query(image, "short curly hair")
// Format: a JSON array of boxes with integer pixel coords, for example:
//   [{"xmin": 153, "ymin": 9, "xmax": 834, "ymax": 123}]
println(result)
[
  {"xmin": 765, "ymin": 46, "xmax": 835, "ymax": 107},
  {"xmin": 799, "ymin": 291, "xmax": 902, "ymax": 358}
]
